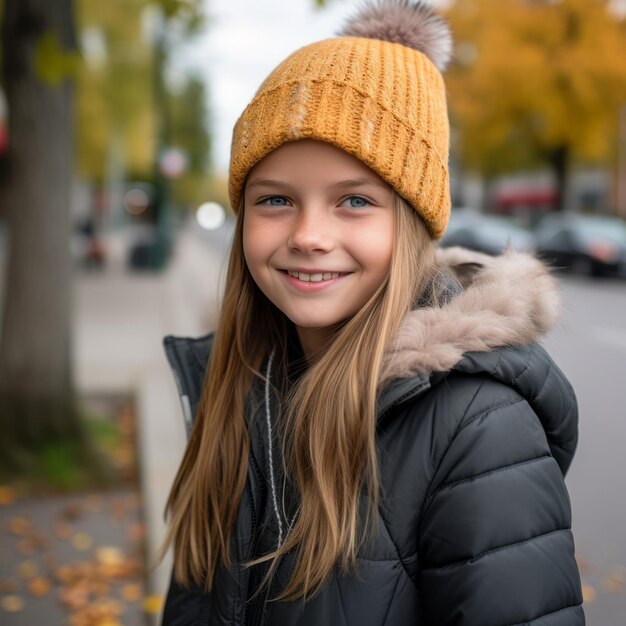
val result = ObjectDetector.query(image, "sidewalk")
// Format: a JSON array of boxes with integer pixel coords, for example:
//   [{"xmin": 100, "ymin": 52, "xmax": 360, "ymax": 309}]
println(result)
[
  {"xmin": 0, "ymin": 485, "xmax": 147, "ymax": 626},
  {"xmin": 73, "ymin": 221, "xmax": 232, "ymax": 616}
]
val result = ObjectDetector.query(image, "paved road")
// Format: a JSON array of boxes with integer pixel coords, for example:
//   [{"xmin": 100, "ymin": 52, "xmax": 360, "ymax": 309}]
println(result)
[{"xmin": 543, "ymin": 275, "xmax": 626, "ymax": 625}]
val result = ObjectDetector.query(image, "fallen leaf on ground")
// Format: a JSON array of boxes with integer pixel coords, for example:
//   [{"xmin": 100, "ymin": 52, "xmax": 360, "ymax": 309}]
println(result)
[
  {"xmin": 127, "ymin": 522, "xmax": 145, "ymax": 542},
  {"xmin": 17, "ymin": 559, "xmax": 39, "ymax": 578},
  {"xmin": 54, "ymin": 521, "xmax": 73, "ymax": 540},
  {"xmin": 42, "ymin": 552, "xmax": 58, "ymax": 570},
  {"xmin": 55, "ymin": 562, "xmax": 95, "ymax": 585},
  {"xmin": 582, "ymin": 583, "xmax": 597, "ymax": 604},
  {"xmin": 72, "ymin": 532, "xmax": 93, "ymax": 551},
  {"xmin": 0, "ymin": 578, "xmax": 19, "ymax": 593},
  {"xmin": 603, "ymin": 566, "xmax": 626, "ymax": 593},
  {"xmin": 32, "ymin": 530, "xmax": 50, "ymax": 549},
  {"xmin": 142, "ymin": 594, "xmax": 164, "ymax": 614},
  {"xmin": 59, "ymin": 583, "xmax": 90, "ymax": 611},
  {"xmin": 96, "ymin": 547, "xmax": 124, "ymax": 566},
  {"xmin": 55, "ymin": 564, "xmax": 78, "ymax": 585},
  {"xmin": 60, "ymin": 502, "xmax": 84, "ymax": 521},
  {"xmin": 0, "ymin": 486, "xmax": 16, "ymax": 505},
  {"xmin": 120, "ymin": 583, "xmax": 142, "ymax": 602},
  {"xmin": 85, "ymin": 495, "xmax": 103, "ymax": 513},
  {"xmin": 17, "ymin": 529, "xmax": 49, "ymax": 555},
  {"xmin": 27, "ymin": 576, "xmax": 52, "ymax": 597},
  {"xmin": 1, "ymin": 595, "xmax": 25, "ymax": 613},
  {"xmin": 17, "ymin": 539, "xmax": 35, "ymax": 556},
  {"xmin": 8, "ymin": 516, "xmax": 32, "ymax": 535},
  {"xmin": 89, "ymin": 580, "xmax": 110, "ymax": 597},
  {"xmin": 110, "ymin": 499, "xmax": 127, "ymax": 521},
  {"xmin": 95, "ymin": 547, "xmax": 141, "ymax": 579},
  {"xmin": 68, "ymin": 598, "xmax": 123, "ymax": 626}
]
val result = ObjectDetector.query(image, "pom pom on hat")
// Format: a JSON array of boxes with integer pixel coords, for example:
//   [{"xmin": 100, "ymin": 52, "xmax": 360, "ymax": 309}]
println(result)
[{"xmin": 339, "ymin": 0, "xmax": 452, "ymax": 72}]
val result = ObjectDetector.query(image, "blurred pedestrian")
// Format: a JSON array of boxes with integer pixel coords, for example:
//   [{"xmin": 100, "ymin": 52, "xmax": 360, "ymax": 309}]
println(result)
[{"xmin": 159, "ymin": 1, "xmax": 584, "ymax": 624}]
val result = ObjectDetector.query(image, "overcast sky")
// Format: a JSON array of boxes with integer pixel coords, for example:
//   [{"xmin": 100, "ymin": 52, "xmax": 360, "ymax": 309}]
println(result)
[
  {"xmin": 174, "ymin": 0, "xmax": 353, "ymax": 174},
  {"xmin": 175, "ymin": 0, "xmax": 446, "ymax": 175}
]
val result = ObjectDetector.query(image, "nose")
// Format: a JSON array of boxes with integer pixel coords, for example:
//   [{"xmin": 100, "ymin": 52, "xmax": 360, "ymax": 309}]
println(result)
[{"xmin": 287, "ymin": 208, "xmax": 334, "ymax": 254}]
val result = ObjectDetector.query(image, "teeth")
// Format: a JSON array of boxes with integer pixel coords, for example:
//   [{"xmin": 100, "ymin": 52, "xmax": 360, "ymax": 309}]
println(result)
[{"xmin": 287, "ymin": 270, "xmax": 341, "ymax": 282}]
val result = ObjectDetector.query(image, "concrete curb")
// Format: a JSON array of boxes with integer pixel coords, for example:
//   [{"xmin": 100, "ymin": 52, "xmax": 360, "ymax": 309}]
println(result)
[{"xmin": 74, "ymin": 222, "xmax": 232, "ymax": 622}]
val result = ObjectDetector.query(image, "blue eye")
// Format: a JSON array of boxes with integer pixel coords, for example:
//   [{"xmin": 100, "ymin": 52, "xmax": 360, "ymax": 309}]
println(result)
[
  {"xmin": 344, "ymin": 196, "xmax": 370, "ymax": 208},
  {"xmin": 262, "ymin": 196, "xmax": 289, "ymax": 206}
]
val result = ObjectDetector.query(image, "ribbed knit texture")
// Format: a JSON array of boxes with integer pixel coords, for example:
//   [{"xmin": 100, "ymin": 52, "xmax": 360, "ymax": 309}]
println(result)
[{"xmin": 229, "ymin": 36, "xmax": 450, "ymax": 239}]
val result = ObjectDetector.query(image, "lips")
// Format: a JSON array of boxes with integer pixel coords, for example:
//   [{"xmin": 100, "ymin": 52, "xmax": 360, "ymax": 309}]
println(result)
[
  {"xmin": 279, "ymin": 268, "xmax": 350, "ymax": 292},
  {"xmin": 287, "ymin": 269, "xmax": 341, "ymax": 283}
]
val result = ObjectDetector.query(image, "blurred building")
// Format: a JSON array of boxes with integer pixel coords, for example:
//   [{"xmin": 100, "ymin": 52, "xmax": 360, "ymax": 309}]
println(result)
[{"xmin": 453, "ymin": 167, "xmax": 618, "ymax": 225}]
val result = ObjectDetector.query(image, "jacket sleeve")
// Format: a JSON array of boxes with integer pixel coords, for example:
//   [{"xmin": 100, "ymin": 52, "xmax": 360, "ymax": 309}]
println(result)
[
  {"xmin": 161, "ymin": 571, "xmax": 211, "ymax": 626},
  {"xmin": 417, "ymin": 384, "xmax": 585, "ymax": 626}
]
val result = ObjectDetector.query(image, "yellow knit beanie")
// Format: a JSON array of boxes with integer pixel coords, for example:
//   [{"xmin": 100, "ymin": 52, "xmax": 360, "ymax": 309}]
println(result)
[{"xmin": 229, "ymin": 0, "xmax": 453, "ymax": 239}]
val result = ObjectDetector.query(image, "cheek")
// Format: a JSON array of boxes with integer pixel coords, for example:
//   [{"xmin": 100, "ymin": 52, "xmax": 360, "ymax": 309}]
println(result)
[
  {"xmin": 242, "ymin": 213, "xmax": 267, "ymax": 272},
  {"xmin": 242, "ymin": 214, "xmax": 285, "ymax": 292},
  {"xmin": 242, "ymin": 218, "xmax": 255, "ymax": 267},
  {"xmin": 357, "ymin": 217, "xmax": 394, "ymax": 279}
]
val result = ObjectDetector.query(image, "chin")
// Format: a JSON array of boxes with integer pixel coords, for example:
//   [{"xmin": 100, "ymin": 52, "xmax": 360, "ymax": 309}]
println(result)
[
  {"xmin": 289, "ymin": 318, "xmax": 339, "ymax": 330},
  {"xmin": 286, "ymin": 311, "xmax": 345, "ymax": 330}
]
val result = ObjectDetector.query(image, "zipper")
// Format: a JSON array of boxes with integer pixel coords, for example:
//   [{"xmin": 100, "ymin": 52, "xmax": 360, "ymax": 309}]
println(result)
[
  {"xmin": 198, "ymin": 593, "xmax": 212, "ymax": 626},
  {"xmin": 245, "ymin": 450, "xmax": 287, "ymax": 626},
  {"xmin": 245, "ymin": 355, "xmax": 292, "ymax": 626},
  {"xmin": 244, "ymin": 455, "xmax": 262, "ymax": 626},
  {"xmin": 245, "ymin": 573, "xmax": 268, "ymax": 626}
]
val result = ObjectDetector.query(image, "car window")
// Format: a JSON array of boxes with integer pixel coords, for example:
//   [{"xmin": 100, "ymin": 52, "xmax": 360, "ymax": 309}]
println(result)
[
  {"xmin": 540, "ymin": 229, "xmax": 570, "ymax": 249},
  {"xmin": 536, "ymin": 224, "xmax": 562, "ymax": 246},
  {"xmin": 573, "ymin": 219, "xmax": 626, "ymax": 245}
]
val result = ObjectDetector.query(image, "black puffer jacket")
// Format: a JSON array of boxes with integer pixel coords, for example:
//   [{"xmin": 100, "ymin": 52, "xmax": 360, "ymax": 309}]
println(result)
[{"xmin": 161, "ymin": 248, "xmax": 584, "ymax": 626}]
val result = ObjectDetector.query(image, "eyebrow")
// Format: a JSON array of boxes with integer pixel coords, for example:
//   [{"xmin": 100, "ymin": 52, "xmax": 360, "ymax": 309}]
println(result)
[
  {"xmin": 246, "ymin": 178, "xmax": 292, "ymax": 189},
  {"xmin": 246, "ymin": 176, "xmax": 389, "ymax": 190},
  {"xmin": 330, "ymin": 177, "xmax": 389, "ymax": 190}
]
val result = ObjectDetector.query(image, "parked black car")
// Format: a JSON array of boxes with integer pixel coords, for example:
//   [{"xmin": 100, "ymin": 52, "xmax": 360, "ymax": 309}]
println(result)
[
  {"xmin": 440, "ymin": 210, "xmax": 535, "ymax": 255},
  {"xmin": 534, "ymin": 214, "xmax": 626, "ymax": 277}
]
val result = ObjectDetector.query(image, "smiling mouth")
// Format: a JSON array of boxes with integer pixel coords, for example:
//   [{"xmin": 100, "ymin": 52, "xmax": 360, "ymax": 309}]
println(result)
[{"xmin": 285, "ymin": 269, "xmax": 342, "ymax": 283}]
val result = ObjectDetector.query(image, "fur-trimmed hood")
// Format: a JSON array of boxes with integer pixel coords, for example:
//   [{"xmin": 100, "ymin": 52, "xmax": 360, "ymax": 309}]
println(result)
[
  {"xmin": 380, "ymin": 247, "xmax": 561, "ymax": 384},
  {"xmin": 163, "ymin": 247, "xmax": 563, "ymax": 434}
]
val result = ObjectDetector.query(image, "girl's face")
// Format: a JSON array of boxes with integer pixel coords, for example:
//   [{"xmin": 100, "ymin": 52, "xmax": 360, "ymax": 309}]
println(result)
[{"xmin": 243, "ymin": 140, "xmax": 394, "ymax": 353}]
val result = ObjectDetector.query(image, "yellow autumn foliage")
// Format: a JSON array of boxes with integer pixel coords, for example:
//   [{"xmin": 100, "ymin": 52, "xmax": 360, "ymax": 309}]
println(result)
[
  {"xmin": 446, "ymin": 0, "xmax": 626, "ymax": 175},
  {"xmin": 75, "ymin": 0, "xmax": 156, "ymax": 179},
  {"xmin": 74, "ymin": 0, "xmax": 206, "ymax": 188}
]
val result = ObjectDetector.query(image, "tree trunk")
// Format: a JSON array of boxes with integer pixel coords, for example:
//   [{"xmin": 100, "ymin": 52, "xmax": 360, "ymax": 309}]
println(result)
[
  {"xmin": 0, "ymin": 0, "xmax": 82, "ymax": 469},
  {"xmin": 548, "ymin": 145, "xmax": 570, "ymax": 212}
]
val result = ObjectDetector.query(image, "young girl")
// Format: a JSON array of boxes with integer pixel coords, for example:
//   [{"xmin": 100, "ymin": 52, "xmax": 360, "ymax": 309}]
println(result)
[{"xmin": 161, "ymin": 1, "xmax": 584, "ymax": 624}]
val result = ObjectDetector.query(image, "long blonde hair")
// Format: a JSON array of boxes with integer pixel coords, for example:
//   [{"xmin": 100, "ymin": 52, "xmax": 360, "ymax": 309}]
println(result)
[{"xmin": 162, "ymin": 192, "xmax": 437, "ymax": 600}]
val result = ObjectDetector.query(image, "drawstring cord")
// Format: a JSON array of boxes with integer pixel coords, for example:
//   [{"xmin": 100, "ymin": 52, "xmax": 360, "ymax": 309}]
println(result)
[
  {"xmin": 264, "ymin": 349, "xmax": 285, "ymax": 546},
  {"xmin": 264, "ymin": 349, "xmax": 300, "ymax": 549}
]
